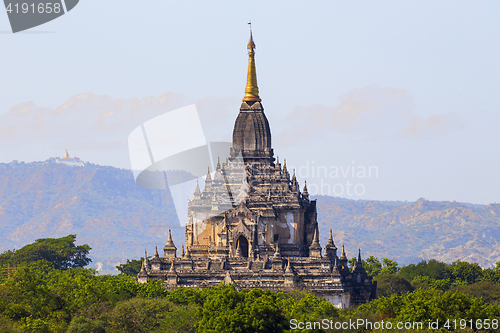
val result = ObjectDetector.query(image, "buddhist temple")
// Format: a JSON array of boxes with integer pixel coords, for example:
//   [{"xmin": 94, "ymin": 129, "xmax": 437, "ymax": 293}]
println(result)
[
  {"xmin": 138, "ymin": 31, "xmax": 376, "ymax": 308},
  {"xmin": 53, "ymin": 150, "xmax": 84, "ymax": 167}
]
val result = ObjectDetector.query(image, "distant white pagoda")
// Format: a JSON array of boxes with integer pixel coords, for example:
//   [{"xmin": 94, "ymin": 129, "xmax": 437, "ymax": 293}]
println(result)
[{"xmin": 54, "ymin": 150, "xmax": 85, "ymax": 167}]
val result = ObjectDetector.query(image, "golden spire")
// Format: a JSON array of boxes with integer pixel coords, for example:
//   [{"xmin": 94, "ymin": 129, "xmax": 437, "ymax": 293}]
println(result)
[
  {"xmin": 243, "ymin": 26, "xmax": 261, "ymax": 102},
  {"xmin": 63, "ymin": 149, "xmax": 70, "ymax": 159}
]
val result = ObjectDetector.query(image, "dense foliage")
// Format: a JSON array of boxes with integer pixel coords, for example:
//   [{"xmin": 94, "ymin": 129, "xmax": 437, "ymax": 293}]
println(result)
[
  {"xmin": 349, "ymin": 256, "xmax": 399, "ymax": 277},
  {"xmin": 0, "ymin": 261, "xmax": 340, "ymax": 333},
  {"xmin": 115, "ymin": 258, "xmax": 143, "ymax": 276},
  {"xmin": 348, "ymin": 288, "xmax": 500, "ymax": 332},
  {"xmin": 2, "ymin": 236, "xmax": 500, "ymax": 332},
  {"xmin": 0, "ymin": 235, "xmax": 91, "ymax": 272}
]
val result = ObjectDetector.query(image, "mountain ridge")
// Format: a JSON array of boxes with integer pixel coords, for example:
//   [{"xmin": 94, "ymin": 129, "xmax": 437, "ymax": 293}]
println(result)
[
  {"xmin": 315, "ymin": 196, "xmax": 500, "ymax": 267},
  {"xmin": 0, "ymin": 160, "xmax": 498, "ymax": 270}
]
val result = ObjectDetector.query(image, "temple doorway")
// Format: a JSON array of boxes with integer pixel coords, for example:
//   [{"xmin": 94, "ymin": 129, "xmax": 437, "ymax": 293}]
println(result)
[{"xmin": 236, "ymin": 235, "xmax": 249, "ymax": 258}]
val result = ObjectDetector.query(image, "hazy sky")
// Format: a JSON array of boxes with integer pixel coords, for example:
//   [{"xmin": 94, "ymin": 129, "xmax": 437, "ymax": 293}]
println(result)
[{"xmin": 1, "ymin": 1, "xmax": 499, "ymax": 204}]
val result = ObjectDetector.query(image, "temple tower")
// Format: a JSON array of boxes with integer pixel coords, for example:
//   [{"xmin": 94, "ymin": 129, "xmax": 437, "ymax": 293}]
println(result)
[
  {"xmin": 138, "ymin": 30, "xmax": 377, "ymax": 308},
  {"xmin": 185, "ymin": 31, "xmax": 319, "ymax": 260}
]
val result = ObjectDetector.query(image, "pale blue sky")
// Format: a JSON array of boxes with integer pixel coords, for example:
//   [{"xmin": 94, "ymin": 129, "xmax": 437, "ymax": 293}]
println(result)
[{"xmin": 1, "ymin": 1, "xmax": 499, "ymax": 204}]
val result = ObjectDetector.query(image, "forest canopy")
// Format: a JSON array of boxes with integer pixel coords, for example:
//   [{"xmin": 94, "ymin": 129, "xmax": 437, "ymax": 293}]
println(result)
[{"xmin": 1, "ymin": 236, "xmax": 500, "ymax": 332}]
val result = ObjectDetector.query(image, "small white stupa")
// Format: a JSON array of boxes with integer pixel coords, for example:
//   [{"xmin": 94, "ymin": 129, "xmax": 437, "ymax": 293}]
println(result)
[{"xmin": 54, "ymin": 150, "xmax": 85, "ymax": 166}]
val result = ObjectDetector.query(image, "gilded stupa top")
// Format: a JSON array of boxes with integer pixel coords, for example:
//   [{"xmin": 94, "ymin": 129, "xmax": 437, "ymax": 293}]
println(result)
[
  {"xmin": 242, "ymin": 29, "xmax": 261, "ymax": 102},
  {"xmin": 247, "ymin": 31, "xmax": 256, "ymax": 50},
  {"xmin": 54, "ymin": 149, "xmax": 84, "ymax": 166}
]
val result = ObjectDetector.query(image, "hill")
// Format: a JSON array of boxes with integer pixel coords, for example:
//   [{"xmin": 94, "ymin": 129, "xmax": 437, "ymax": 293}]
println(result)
[
  {"xmin": 0, "ymin": 160, "xmax": 498, "ymax": 270},
  {"xmin": 315, "ymin": 195, "xmax": 500, "ymax": 267},
  {"xmin": 0, "ymin": 160, "xmax": 182, "ymax": 271}
]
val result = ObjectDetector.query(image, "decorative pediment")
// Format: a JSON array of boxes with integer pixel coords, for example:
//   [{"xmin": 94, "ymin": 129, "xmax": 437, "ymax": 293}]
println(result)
[
  {"xmin": 228, "ymin": 217, "xmax": 253, "ymax": 243},
  {"xmin": 234, "ymin": 219, "xmax": 250, "ymax": 234},
  {"xmin": 229, "ymin": 201, "xmax": 253, "ymax": 219}
]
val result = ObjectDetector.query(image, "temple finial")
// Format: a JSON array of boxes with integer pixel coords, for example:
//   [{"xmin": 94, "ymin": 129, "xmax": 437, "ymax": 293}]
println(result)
[
  {"xmin": 291, "ymin": 169, "xmax": 298, "ymax": 192},
  {"xmin": 206, "ymin": 167, "xmax": 212, "ymax": 181},
  {"xmin": 340, "ymin": 244, "xmax": 347, "ymax": 259},
  {"xmin": 332, "ymin": 257, "xmax": 339, "ymax": 272},
  {"xmin": 312, "ymin": 226, "xmax": 319, "ymax": 243},
  {"xmin": 140, "ymin": 250, "xmax": 148, "ymax": 272},
  {"xmin": 247, "ymin": 21, "xmax": 255, "ymax": 49},
  {"xmin": 243, "ymin": 25, "xmax": 261, "ymax": 102},
  {"xmin": 327, "ymin": 229, "xmax": 334, "ymax": 246},
  {"xmin": 143, "ymin": 250, "xmax": 149, "ymax": 267},
  {"xmin": 169, "ymin": 259, "xmax": 176, "ymax": 272},
  {"xmin": 166, "ymin": 229, "xmax": 174, "ymax": 246},
  {"xmin": 63, "ymin": 149, "xmax": 70, "ymax": 159}
]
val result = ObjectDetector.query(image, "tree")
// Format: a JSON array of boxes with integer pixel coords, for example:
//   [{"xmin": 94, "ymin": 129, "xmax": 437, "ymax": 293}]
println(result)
[
  {"xmin": 481, "ymin": 268, "xmax": 500, "ymax": 284},
  {"xmin": 380, "ymin": 258, "xmax": 399, "ymax": 275},
  {"xmin": 104, "ymin": 298, "xmax": 190, "ymax": 333},
  {"xmin": 0, "ymin": 235, "xmax": 91, "ymax": 270},
  {"xmin": 195, "ymin": 285, "xmax": 289, "ymax": 333},
  {"xmin": 1, "ymin": 263, "xmax": 66, "ymax": 327},
  {"xmin": 0, "ymin": 315, "xmax": 22, "ymax": 333},
  {"xmin": 449, "ymin": 261, "xmax": 483, "ymax": 285},
  {"xmin": 349, "ymin": 257, "xmax": 357, "ymax": 270},
  {"xmin": 411, "ymin": 275, "xmax": 454, "ymax": 291},
  {"xmin": 166, "ymin": 286, "xmax": 210, "ymax": 306},
  {"xmin": 116, "ymin": 258, "xmax": 144, "ymax": 276},
  {"xmin": 355, "ymin": 288, "xmax": 500, "ymax": 329},
  {"xmin": 364, "ymin": 256, "xmax": 383, "ymax": 277},
  {"xmin": 348, "ymin": 256, "xmax": 397, "ymax": 277},
  {"xmin": 281, "ymin": 291, "xmax": 339, "ymax": 332},
  {"xmin": 451, "ymin": 281, "xmax": 500, "ymax": 305},
  {"xmin": 494, "ymin": 261, "xmax": 500, "ymax": 272},
  {"xmin": 399, "ymin": 259, "xmax": 449, "ymax": 281},
  {"xmin": 375, "ymin": 274, "xmax": 414, "ymax": 297},
  {"xmin": 66, "ymin": 317, "xmax": 106, "ymax": 333}
]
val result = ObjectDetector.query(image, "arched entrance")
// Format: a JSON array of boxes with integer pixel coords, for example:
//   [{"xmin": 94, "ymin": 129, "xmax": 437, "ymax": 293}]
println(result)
[{"xmin": 236, "ymin": 235, "xmax": 249, "ymax": 258}]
